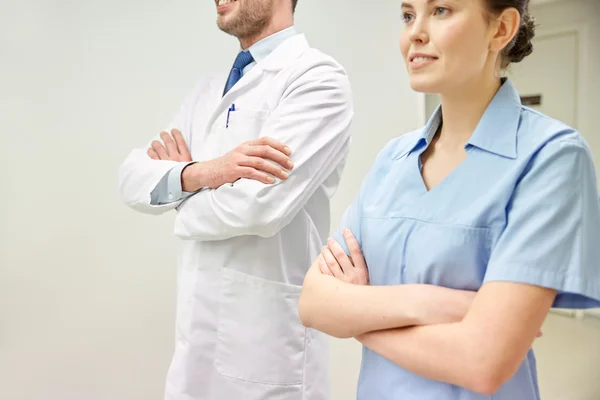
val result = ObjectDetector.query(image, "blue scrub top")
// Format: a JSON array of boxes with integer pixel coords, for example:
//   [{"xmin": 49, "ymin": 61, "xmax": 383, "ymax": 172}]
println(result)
[{"xmin": 333, "ymin": 79, "xmax": 600, "ymax": 400}]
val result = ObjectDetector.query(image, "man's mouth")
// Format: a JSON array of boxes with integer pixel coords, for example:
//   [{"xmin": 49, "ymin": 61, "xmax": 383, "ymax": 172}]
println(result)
[{"xmin": 217, "ymin": 0, "xmax": 237, "ymax": 6}]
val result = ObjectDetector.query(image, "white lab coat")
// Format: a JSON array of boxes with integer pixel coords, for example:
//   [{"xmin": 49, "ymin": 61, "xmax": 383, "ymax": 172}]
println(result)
[{"xmin": 118, "ymin": 34, "xmax": 353, "ymax": 400}]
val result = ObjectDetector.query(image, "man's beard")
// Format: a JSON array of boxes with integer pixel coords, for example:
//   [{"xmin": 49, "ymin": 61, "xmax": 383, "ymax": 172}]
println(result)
[{"xmin": 217, "ymin": 0, "xmax": 273, "ymax": 40}]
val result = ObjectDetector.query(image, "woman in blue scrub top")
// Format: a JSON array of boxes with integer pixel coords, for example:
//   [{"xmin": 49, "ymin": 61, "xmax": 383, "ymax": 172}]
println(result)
[{"xmin": 298, "ymin": 0, "xmax": 600, "ymax": 399}]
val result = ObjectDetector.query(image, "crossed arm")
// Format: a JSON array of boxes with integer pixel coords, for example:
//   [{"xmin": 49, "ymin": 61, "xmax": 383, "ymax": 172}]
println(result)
[
  {"xmin": 298, "ymin": 257, "xmax": 475, "ymax": 339},
  {"xmin": 118, "ymin": 63, "xmax": 353, "ymax": 241},
  {"xmin": 298, "ymin": 230, "xmax": 556, "ymax": 395}
]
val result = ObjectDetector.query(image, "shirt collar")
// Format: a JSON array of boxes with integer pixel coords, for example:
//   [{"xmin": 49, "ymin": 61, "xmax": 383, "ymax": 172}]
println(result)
[
  {"xmin": 246, "ymin": 26, "xmax": 298, "ymax": 64},
  {"xmin": 392, "ymin": 105, "xmax": 442, "ymax": 160},
  {"xmin": 394, "ymin": 78, "xmax": 521, "ymax": 160},
  {"xmin": 467, "ymin": 78, "xmax": 520, "ymax": 159}
]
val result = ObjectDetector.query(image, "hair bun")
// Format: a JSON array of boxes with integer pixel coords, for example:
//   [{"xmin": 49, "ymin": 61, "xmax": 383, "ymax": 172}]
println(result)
[{"xmin": 507, "ymin": 12, "xmax": 536, "ymax": 64}]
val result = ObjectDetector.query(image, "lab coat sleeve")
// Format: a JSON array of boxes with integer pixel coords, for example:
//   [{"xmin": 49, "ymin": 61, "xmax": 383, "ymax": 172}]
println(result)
[
  {"xmin": 118, "ymin": 82, "xmax": 203, "ymax": 215},
  {"xmin": 174, "ymin": 61, "xmax": 354, "ymax": 240},
  {"xmin": 483, "ymin": 136, "xmax": 600, "ymax": 308}
]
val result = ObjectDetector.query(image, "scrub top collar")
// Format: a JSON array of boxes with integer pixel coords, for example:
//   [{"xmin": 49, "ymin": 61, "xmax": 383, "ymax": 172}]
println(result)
[{"xmin": 395, "ymin": 78, "xmax": 521, "ymax": 160}]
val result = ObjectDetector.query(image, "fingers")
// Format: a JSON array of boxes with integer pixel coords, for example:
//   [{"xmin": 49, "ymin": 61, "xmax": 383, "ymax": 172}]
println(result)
[
  {"xmin": 331, "ymin": 230, "xmax": 369, "ymax": 285},
  {"xmin": 150, "ymin": 130, "xmax": 191, "ymax": 162},
  {"xmin": 171, "ymin": 129, "xmax": 192, "ymax": 161},
  {"xmin": 244, "ymin": 145, "xmax": 294, "ymax": 171},
  {"xmin": 160, "ymin": 131, "xmax": 178, "ymax": 158},
  {"xmin": 151, "ymin": 140, "xmax": 169, "ymax": 160},
  {"xmin": 343, "ymin": 229, "xmax": 367, "ymax": 271},
  {"xmin": 234, "ymin": 137, "xmax": 293, "ymax": 183},
  {"xmin": 321, "ymin": 246, "xmax": 345, "ymax": 280},
  {"xmin": 327, "ymin": 238, "xmax": 354, "ymax": 273},
  {"xmin": 318, "ymin": 255, "xmax": 333, "ymax": 276},
  {"xmin": 147, "ymin": 148, "xmax": 159, "ymax": 160},
  {"xmin": 237, "ymin": 167, "xmax": 276, "ymax": 185},
  {"xmin": 250, "ymin": 136, "xmax": 292, "ymax": 157},
  {"xmin": 239, "ymin": 156, "xmax": 290, "ymax": 181}
]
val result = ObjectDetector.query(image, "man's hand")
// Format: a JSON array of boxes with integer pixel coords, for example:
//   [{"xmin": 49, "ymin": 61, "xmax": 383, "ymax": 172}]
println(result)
[
  {"xmin": 181, "ymin": 137, "xmax": 294, "ymax": 192},
  {"xmin": 319, "ymin": 229, "xmax": 369, "ymax": 285},
  {"xmin": 147, "ymin": 129, "xmax": 192, "ymax": 162}
]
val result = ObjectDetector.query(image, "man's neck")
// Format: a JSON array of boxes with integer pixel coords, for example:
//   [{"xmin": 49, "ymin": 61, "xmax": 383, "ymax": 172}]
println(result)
[{"xmin": 239, "ymin": 19, "xmax": 293, "ymax": 49}]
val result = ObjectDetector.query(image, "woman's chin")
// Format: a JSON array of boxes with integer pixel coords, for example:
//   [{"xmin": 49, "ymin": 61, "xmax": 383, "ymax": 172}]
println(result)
[{"xmin": 408, "ymin": 77, "xmax": 440, "ymax": 94}]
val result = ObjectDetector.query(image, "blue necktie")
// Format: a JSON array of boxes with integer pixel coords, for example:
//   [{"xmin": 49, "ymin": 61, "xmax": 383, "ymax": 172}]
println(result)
[{"xmin": 223, "ymin": 51, "xmax": 255, "ymax": 96}]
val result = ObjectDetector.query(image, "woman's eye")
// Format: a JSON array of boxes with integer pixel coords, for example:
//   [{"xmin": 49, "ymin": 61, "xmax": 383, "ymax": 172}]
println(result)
[
  {"xmin": 434, "ymin": 7, "xmax": 450, "ymax": 16},
  {"xmin": 402, "ymin": 12, "xmax": 414, "ymax": 23}
]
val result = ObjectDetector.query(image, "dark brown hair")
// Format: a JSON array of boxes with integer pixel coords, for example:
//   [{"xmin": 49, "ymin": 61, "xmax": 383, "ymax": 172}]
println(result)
[
  {"xmin": 485, "ymin": 0, "xmax": 536, "ymax": 67},
  {"xmin": 292, "ymin": 0, "xmax": 298, "ymax": 12}
]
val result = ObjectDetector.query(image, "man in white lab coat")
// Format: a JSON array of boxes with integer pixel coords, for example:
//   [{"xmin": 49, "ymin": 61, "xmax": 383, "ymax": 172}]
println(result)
[{"xmin": 118, "ymin": 0, "xmax": 353, "ymax": 399}]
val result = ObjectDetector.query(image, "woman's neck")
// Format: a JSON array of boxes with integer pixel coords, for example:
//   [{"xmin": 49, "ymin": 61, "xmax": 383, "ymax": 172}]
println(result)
[{"xmin": 437, "ymin": 75, "xmax": 502, "ymax": 149}]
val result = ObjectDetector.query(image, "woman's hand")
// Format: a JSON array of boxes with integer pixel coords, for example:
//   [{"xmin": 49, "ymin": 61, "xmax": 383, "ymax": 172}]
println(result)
[{"xmin": 319, "ymin": 228, "xmax": 369, "ymax": 285}]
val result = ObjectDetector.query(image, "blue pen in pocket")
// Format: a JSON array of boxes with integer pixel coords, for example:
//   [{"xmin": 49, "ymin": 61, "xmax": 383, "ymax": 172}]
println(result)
[{"xmin": 226, "ymin": 104, "xmax": 236, "ymax": 128}]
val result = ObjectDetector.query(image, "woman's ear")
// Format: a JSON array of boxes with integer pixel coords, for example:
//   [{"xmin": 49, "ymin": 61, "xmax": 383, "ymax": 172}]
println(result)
[{"xmin": 489, "ymin": 7, "xmax": 521, "ymax": 54}]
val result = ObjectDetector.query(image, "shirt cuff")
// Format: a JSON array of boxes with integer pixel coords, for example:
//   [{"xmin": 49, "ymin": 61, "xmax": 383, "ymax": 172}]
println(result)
[{"xmin": 150, "ymin": 162, "xmax": 195, "ymax": 205}]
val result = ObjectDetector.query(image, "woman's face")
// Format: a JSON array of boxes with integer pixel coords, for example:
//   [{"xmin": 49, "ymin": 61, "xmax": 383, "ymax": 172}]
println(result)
[{"xmin": 399, "ymin": 0, "xmax": 498, "ymax": 95}]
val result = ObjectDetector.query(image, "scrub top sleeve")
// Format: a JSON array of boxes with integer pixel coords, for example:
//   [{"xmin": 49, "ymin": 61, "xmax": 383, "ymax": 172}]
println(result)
[
  {"xmin": 483, "ymin": 137, "xmax": 600, "ymax": 309},
  {"xmin": 332, "ymin": 192, "xmax": 363, "ymax": 256},
  {"xmin": 331, "ymin": 137, "xmax": 406, "ymax": 255}
]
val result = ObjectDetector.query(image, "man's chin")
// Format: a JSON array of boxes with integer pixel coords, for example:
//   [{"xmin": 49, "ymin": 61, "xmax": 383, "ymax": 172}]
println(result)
[
  {"xmin": 217, "ymin": 23, "xmax": 237, "ymax": 37},
  {"xmin": 217, "ymin": 16, "xmax": 236, "ymax": 34}
]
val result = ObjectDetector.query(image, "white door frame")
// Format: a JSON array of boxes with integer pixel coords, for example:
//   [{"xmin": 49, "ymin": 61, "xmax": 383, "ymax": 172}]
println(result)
[{"xmin": 530, "ymin": 24, "xmax": 589, "ymax": 130}]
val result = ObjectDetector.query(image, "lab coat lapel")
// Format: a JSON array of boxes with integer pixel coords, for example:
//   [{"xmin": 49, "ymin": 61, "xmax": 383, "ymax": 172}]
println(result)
[{"xmin": 205, "ymin": 34, "xmax": 310, "ymax": 130}]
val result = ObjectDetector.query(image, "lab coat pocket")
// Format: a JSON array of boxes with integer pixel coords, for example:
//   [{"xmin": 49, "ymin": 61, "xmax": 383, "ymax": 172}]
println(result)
[
  {"xmin": 220, "ymin": 109, "xmax": 271, "ymax": 154},
  {"xmin": 215, "ymin": 268, "xmax": 306, "ymax": 386}
]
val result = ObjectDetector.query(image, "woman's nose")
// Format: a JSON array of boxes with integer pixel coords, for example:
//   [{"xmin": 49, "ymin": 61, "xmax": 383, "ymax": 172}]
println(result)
[{"xmin": 408, "ymin": 20, "xmax": 429, "ymax": 44}]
